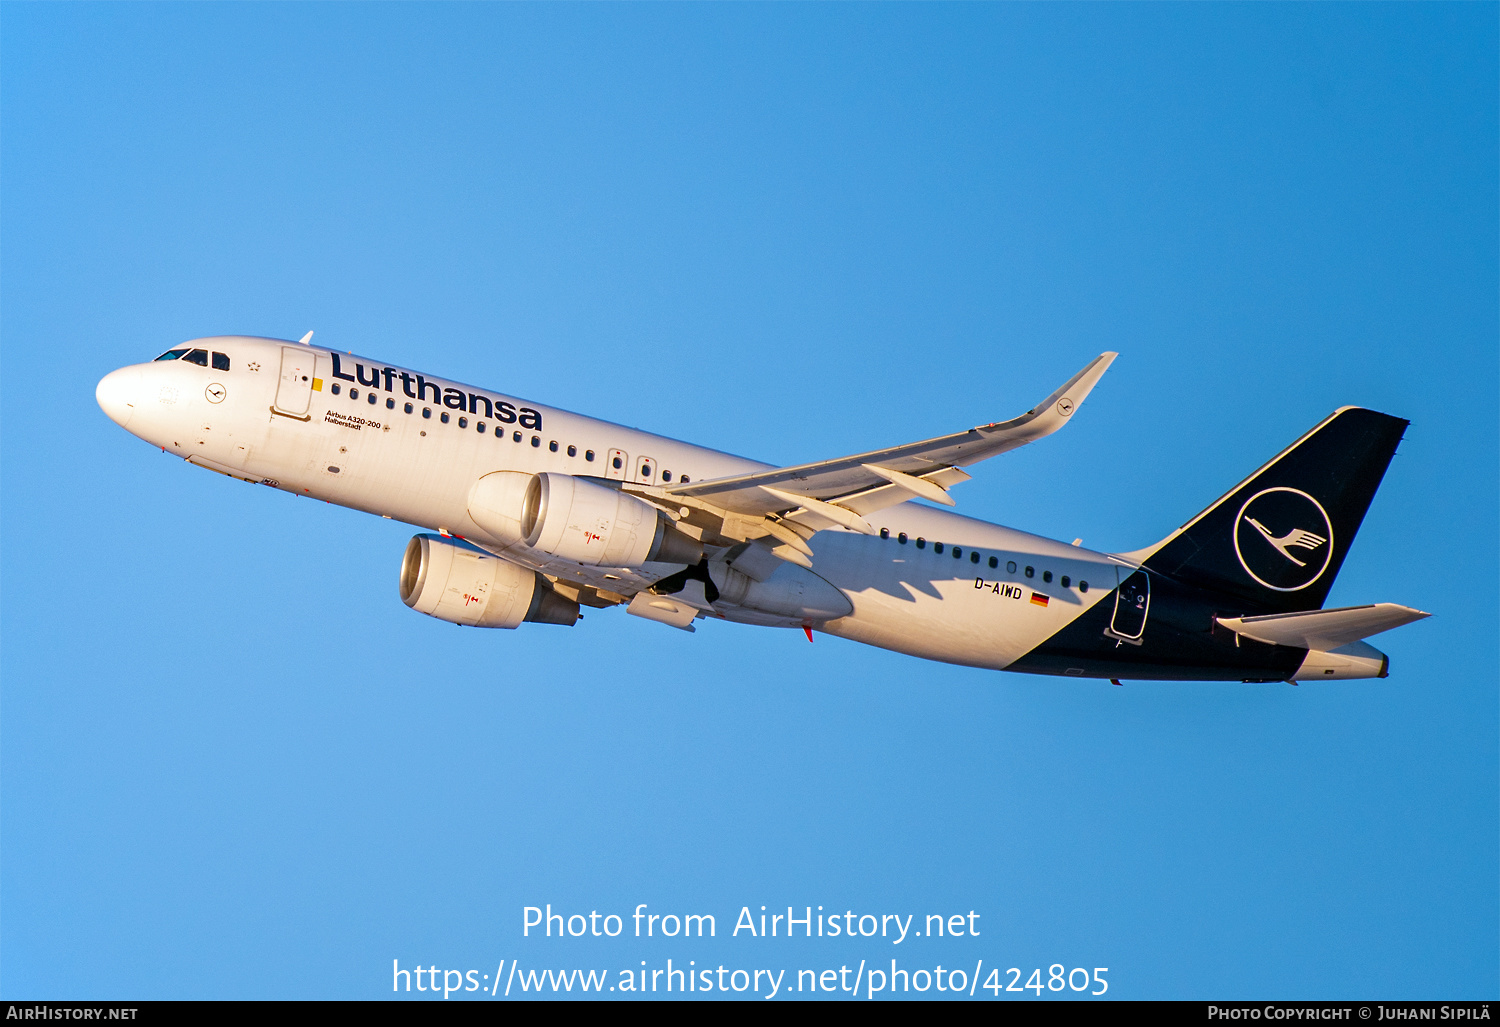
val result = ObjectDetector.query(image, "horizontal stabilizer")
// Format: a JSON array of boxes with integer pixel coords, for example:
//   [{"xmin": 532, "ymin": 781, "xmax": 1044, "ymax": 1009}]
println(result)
[{"xmin": 1216, "ymin": 603, "xmax": 1429, "ymax": 652}]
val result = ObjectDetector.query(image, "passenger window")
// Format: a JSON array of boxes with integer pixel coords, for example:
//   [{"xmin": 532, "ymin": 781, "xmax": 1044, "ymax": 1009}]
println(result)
[
  {"xmin": 585, "ymin": 450, "xmax": 595, "ymax": 461},
  {"xmin": 916, "ymin": 538, "xmax": 926, "ymax": 549},
  {"xmin": 531, "ymin": 437, "xmax": 540, "ymax": 448},
  {"xmin": 494, "ymin": 426, "xmax": 502, "ymax": 437},
  {"xmin": 953, "ymin": 547, "xmax": 962, "ymax": 559},
  {"xmin": 680, "ymin": 475, "xmax": 689, "ymax": 483},
  {"xmin": 662, "ymin": 471, "xmax": 672, "ymax": 482},
  {"xmin": 567, "ymin": 445, "xmax": 577, "ymax": 457},
  {"xmin": 1025, "ymin": 566, "xmax": 1034, "ymax": 578},
  {"xmin": 898, "ymin": 533, "xmax": 908, "ymax": 544},
  {"xmin": 441, "ymin": 412, "xmax": 450, "ymax": 423},
  {"xmin": 513, "ymin": 432, "xmax": 522, "ymax": 442},
  {"xmin": 477, "ymin": 421, "xmax": 485, "ymax": 432},
  {"xmin": 422, "ymin": 407, "xmax": 431, "ymax": 419},
  {"xmin": 934, "ymin": 543, "xmax": 943, "ymax": 554},
  {"xmin": 1079, "ymin": 581, "xmax": 1089, "ymax": 593},
  {"xmin": 458, "ymin": 417, "xmax": 468, "ymax": 428},
  {"xmin": 613, "ymin": 456, "xmax": 623, "ymax": 469},
  {"xmin": 154, "ymin": 348, "xmax": 189, "ymax": 361},
  {"xmin": 404, "ymin": 402, "xmax": 413, "ymax": 414},
  {"xmin": 386, "ymin": 398, "xmax": 395, "ymax": 409},
  {"xmin": 988, "ymin": 556, "xmax": 998, "ymax": 568},
  {"xmin": 350, "ymin": 388, "xmax": 359, "ymax": 400},
  {"xmin": 211, "ymin": 352, "xmax": 230, "ymax": 371},
  {"xmin": 879, "ymin": 528, "xmax": 889, "ymax": 539},
  {"xmin": 971, "ymin": 551, "xmax": 980, "ymax": 564},
  {"xmin": 183, "ymin": 349, "xmax": 209, "ymax": 366},
  {"xmin": 1043, "ymin": 570, "xmax": 1053, "ymax": 583},
  {"xmin": 549, "ymin": 441, "xmax": 559, "ymax": 452},
  {"xmin": 1061, "ymin": 575, "xmax": 1071, "ymax": 588},
  {"xmin": 331, "ymin": 384, "xmax": 341, "ymax": 395},
  {"xmin": 1007, "ymin": 561, "xmax": 1017, "ymax": 573},
  {"xmin": 368, "ymin": 393, "xmax": 377, "ymax": 405}
]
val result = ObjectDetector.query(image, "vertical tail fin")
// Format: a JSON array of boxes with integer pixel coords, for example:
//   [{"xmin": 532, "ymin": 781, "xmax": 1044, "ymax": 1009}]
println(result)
[{"xmin": 1140, "ymin": 407, "xmax": 1408, "ymax": 613}]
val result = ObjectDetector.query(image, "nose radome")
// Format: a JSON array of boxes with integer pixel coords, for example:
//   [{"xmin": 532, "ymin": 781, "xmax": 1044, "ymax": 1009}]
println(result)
[{"xmin": 96, "ymin": 367, "xmax": 140, "ymax": 428}]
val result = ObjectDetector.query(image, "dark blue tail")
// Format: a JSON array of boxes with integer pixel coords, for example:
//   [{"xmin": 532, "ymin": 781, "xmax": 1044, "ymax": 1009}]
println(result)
[{"xmin": 1142, "ymin": 407, "xmax": 1407, "ymax": 613}]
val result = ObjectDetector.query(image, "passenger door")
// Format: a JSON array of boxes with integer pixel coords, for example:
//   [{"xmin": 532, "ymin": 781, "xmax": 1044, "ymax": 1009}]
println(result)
[
  {"xmin": 606, "ymin": 448, "xmax": 628, "ymax": 481},
  {"xmin": 273, "ymin": 346, "xmax": 313, "ymax": 419}
]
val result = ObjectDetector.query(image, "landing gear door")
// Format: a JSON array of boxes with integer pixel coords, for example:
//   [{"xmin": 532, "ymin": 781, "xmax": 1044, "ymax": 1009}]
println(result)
[
  {"xmin": 1109, "ymin": 568, "xmax": 1150, "ymax": 643},
  {"xmin": 273, "ymin": 346, "xmax": 314, "ymax": 419}
]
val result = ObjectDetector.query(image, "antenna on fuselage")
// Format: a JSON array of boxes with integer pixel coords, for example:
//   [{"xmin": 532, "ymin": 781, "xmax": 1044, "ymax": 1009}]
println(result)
[{"xmin": 298, "ymin": 331, "xmax": 314, "ymax": 345}]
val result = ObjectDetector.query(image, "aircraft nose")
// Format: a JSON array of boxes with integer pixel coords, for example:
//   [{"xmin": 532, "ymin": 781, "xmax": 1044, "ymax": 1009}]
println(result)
[{"xmin": 96, "ymin": 367, "xmax": 140, "ymax": 428}]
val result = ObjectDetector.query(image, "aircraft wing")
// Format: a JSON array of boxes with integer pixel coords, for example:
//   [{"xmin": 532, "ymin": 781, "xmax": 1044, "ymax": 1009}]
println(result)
[
  {"xmin": 622, "ymin": 353, "xmax": 1115, "ymax": 572},
  {"xmin": 1215, "ymin": 603, "xmax": 1430, "ymax": 652},
  {"xmin": 663, "ymin": 352, "xmax": 1114, "ymax": 517}
]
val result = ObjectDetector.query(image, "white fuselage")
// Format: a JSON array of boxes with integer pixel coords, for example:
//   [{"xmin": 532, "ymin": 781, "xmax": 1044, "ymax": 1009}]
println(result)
[{"xmin": 98, "ymin": 336, "xmax": 1125, "ymax": 670}]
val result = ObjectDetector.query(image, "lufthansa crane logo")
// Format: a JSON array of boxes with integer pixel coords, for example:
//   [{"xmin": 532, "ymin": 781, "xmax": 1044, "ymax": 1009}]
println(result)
[{"xmin": 1233, "ymin": 487, "xmax": 1334, "ymax": 592}]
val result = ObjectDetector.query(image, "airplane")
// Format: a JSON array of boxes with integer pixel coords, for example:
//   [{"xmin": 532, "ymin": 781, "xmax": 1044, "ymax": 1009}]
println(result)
[{"xmin": 95, "ymin": 335, "xmax": 1429, "ymax": 683}]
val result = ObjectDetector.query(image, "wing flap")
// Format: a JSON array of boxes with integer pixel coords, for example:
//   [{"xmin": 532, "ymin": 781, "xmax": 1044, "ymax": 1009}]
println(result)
[{"xmin": 626, "ymin": 592, "xmax": 699, "ymax": 631}]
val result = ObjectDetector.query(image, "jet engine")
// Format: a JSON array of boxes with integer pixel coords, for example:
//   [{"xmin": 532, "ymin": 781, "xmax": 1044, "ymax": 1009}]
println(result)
[
  {"xmin": 399, "ymin": 533, "xmax": 579, "ymax": 628},
  {"xmin": 467, "ymin": 471, "xmax": 702, "ymax": 567}
]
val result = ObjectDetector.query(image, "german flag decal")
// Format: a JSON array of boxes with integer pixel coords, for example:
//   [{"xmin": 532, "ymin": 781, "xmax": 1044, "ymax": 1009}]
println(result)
[{"xmin": 1029, "ymin": 592, "xmax": 1050, "ymax": 608}]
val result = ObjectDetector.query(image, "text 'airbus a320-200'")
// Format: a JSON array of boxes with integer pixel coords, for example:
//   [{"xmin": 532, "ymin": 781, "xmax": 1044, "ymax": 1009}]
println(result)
[{"xmin": 96, "ymin": 335, "xmax": 1428, "ymax": 682}]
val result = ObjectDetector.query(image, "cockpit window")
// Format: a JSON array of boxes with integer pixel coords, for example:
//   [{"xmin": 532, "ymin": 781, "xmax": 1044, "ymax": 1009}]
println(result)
[
  {"xmin": 183, "ymin": 349, "xmax": 209, "ymax": 366},
  {"xmin": 154, "ymin": 348, "xmax": 190, "ymax": 361},
  {"xmin": 211, "ymin": 351, "xmax": 230, "ymax": 371}
]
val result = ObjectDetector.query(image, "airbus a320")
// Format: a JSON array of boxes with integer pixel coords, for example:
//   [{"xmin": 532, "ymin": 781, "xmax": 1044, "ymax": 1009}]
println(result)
[{"xmin": 95, "ymin": 336, "xmax": 1428, "ymax": 682}]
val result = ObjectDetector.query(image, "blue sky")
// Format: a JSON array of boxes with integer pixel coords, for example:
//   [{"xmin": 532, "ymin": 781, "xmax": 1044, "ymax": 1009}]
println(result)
[{"xmin": 2, "ymin": 3, "xmax": 1495, "ymax": 1000}]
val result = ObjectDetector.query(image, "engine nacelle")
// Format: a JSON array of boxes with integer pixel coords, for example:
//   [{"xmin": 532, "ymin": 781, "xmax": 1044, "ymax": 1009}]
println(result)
[
  {"xmin": 399, "ymin": 533, "xmax": 579, "ymax": 628},
  {"xmin": 467, "ymin": 471, "xmax": 702, "ymax": 567}
]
